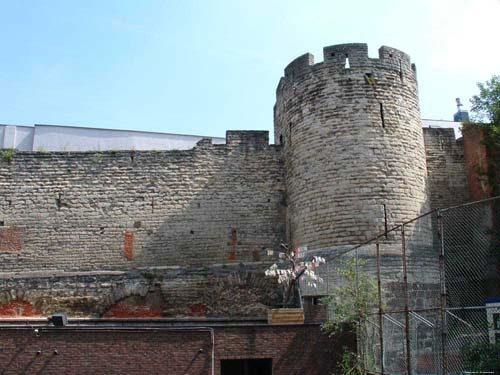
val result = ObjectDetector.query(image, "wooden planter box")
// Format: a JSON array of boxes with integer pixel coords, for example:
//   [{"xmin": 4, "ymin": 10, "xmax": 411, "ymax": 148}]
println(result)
[{"xmin": 267, "ymin": 308, "xmax": 305, "ymax": 325}]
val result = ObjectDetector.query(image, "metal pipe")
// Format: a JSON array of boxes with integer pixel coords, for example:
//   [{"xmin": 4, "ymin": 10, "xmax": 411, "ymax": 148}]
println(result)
[
  {"xmin": 445, "ymin": 311, "xmax": 473, "ymax": 328},
  {"xmin": 366, "ymin": 307, "xmax": 440, "ymax": 315},
  {"xmin": 383, "ymin": 315, "xmax": 404, "ymax": 328},
  {"xmin": 376, "ymin": 242, "xmax": 384, "ymax": 374},
  {"xmin": 348, "ymin": 209, "xmax": 438, "ymax": 252},
  {"xmin": 409, "ymin": 312, "xmax": 434, "ymax": 328},
  {"xmin": 439, "ymin": 194, "xmax": 500, "ymax": 212},
  {"xmin": 438, "ymin": 211, "xmax": 448, "ymax": 375},
  {"xmin": 401, "ymin": 225, "xmax": 411, "ymax": 375}
]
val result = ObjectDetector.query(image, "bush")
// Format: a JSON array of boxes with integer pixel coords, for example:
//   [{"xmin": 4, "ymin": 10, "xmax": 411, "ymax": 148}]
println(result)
[{"xmin": 461, "ymin": 341, "xmax": 500, "ymax": 373}]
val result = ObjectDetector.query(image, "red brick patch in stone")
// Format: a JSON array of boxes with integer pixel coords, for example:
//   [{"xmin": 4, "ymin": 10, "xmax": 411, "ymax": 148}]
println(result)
[
  {"xmin": 0, "ymin": 299, "xmax": 41, "ymax": 317},
  {"xmin": 228, "ymin": 251, "xmax": 236, "ymax": 262},
  {"xmin": 104, "ymin": 300, "xmax": 162, "ymax": 318},
  {"xmin": 189, "ymin": 303, "xmax": 207, "ymax": 317},
  {"xmin": 124, "ymin": 231, "xmax": 134, "ymax": 260},
  {"xmin": 463, "ymin": 127, "xmax": 492, "ymax": 200},
  {"xmin": 0, "ymin": 226, "xmax": 24, "ymax": 252},
  {"xmin": 252, "ymin": 250, "xmax": 261, "ymax": 261}
]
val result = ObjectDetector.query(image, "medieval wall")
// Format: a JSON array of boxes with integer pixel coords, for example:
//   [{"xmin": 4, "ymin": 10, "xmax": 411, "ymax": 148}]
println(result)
[
  {"xmin": 423, "ymin": 127, "xmax": 469, "ymax": 210},
  {"xmin": 274, "ymin": 44, "xmax": 429, "ymax": 249},
  {"xmin": 0, "ymin": 265, "xmax": 281, "ymax": 319},
  {"xmin": 0, "ymin": 43, "xmax": 479, "ymax": 325},
  {"xmin": 0, "ymin": 131, "xmax": 285, "ymax": 273}
]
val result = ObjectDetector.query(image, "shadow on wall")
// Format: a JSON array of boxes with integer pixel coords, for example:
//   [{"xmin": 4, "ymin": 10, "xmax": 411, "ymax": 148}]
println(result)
[
  {"xmin": 0, "ymin": 132, "xmax": 285, "ymax": 272},
  {"xmin": 134, "ymin": 136, "xmax": 285, "ymax": 267}
]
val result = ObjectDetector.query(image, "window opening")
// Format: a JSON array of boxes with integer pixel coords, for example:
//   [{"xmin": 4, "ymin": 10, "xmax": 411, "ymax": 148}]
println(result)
[{"xmin": 380, "ymin": 103, "xmax": 386, "ymax": 128}]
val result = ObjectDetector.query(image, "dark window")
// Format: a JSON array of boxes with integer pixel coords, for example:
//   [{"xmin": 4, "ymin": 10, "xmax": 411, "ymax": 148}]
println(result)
[
  {"xmin": 305, "ymin": 296, "xmax": 325, "ymax": 305},
  {"xmin": 221, "ymin": 359, "xmax": 272, "ymax": 375},
  {"xmin": 312, "ymin": 296, "xmax": 322, "ymax": 305}
]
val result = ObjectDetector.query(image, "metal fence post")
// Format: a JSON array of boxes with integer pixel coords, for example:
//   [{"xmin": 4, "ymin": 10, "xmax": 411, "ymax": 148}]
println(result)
[
  {"xmin": 401, "ymin": 224, "xmax": 411, "ymax": 375},
  {"xmin": 437, "ymin": 210, "xmax": 448, "ymax": 375},
  {"xmin": 376, "ymin": 241, "xmax": 384, "ymax": 374}
]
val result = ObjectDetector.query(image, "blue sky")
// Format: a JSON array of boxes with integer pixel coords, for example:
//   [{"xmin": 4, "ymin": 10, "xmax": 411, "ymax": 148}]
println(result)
[{"xmin": 1, "ymin": 0, "xmax": 499, "ymax": 137}]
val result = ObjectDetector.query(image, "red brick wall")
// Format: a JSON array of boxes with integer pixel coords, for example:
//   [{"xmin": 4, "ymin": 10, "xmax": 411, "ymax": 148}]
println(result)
[
  {"xmin": 0, "ymin": 226, "xmax": 24, "ymax": 252},
  {"xmin": 0, "ymin": 324, "xmax": 351, "ymax": 375},
  {"xmin": 463, "ymin": 127, "xmax": 492, "ymax": 200}
]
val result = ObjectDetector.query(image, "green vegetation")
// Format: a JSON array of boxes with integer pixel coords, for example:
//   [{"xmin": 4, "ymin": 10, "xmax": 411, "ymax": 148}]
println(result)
[
  {"xmin": 470, "ymin": 75, "xmax": 500, "ymax": 126},
  {"xmin": 464, "ymin": 75, "xmax": 500, "ymax": 195},
  {"xmin": 36, "ymin": 146, "xmax": 50, "ymax": 154},
  {"xmin": 324, "ymin": 258, "xmax": 379, "ymax": 374},
  {"xmin": 1, "ymin": 148, "xmax": 16, "ymax": 163},
  {"xmin": 93, "ymin": 152, "xmax": 104, "ymax": 163},
  {"xmin": 461, "ymin": 342, "xmax": 500, "ymax": 373}
]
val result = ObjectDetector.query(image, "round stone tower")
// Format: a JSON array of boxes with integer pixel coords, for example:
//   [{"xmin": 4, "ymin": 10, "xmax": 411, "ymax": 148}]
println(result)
[{"xmin": 274, "ymin": 43, "xmax": 429, "ymax": 249}]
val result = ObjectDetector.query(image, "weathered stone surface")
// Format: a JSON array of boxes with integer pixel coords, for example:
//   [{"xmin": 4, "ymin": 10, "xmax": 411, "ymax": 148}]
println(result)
[
  {"xmin": 0, "ymin": 43, "xmax": 475, "ymax": 320},
  {"xmin": 423, "ymin": 127, "xmax": 468, "ymax": 210},
  {"xmin": 275, "ymin": 43, "xmax": 429, "ymax": 249},
  {"xmin": 0, "ymin": 132, "xmax": 285, "ymax": 272},
  {"xmin": 0, "ymin": 264, "xmax": 281, "ymax": 318}
]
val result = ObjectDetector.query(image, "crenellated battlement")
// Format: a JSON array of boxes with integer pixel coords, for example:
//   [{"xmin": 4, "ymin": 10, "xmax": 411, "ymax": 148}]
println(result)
[
  {"xmin": 225, "ymin": 130, "xmax": 269, "ymax": 146},
  {"xmin": 197, "ymin": 131, "xmax": 271, "ymax": 148},
  {"xmin": 282, "ymin": 43, "xmax": 416, "ymax": 82},
  {"xmin": 283, "ymin": 53, "xmax": 315, "ymax": 81},
  {"xmin": 275, "ymin": 41, "xmax": 428, "ymax": 249},
  {"xmin": 323, "ymin": 43, "xmax": 369, "ymax": 65}
]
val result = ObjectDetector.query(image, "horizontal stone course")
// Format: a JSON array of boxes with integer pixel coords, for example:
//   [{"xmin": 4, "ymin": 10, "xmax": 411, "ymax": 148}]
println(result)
[{"xmin": 0, "ymin": 134, "xmax": 285, "ymax": 272}]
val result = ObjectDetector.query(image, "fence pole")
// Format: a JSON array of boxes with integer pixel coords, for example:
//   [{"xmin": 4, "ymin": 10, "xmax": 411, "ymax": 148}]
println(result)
[
  {"xmin": 438, "ymin": 211, "xmax": 448, "ymax": 375},
  {"xmin": 401, "ymin": 224, "xmax": 411, "ymax": 375},
  {"xmin": 376, "ymin": 241, "xmax": 384, "ymax": 374},
  {"xmin": 354, "ymin": 247, "xmax": 366, "ymax": 371}
]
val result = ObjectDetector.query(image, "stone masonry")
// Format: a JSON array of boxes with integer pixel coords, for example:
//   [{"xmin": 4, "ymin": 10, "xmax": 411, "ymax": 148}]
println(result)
[
  {"xmin": 275, "ymin": 44, "xmax": 429, "ymax": 249},
  {"xmin": 0, "ymin": 43, "xmax": 473, "ymax": 319},
  {"xmin": 0, "ymin": 132, "xmax": 284, "ymax": 272}
]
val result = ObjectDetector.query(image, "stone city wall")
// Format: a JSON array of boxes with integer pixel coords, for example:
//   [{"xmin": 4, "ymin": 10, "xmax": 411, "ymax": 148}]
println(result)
[
  {"xmin": 423, "ymin": 127, "xmax": 469, "ymax": 210},
  {"xmin": 0, "ymin": 264, "xmax": 281, "ymax": 318},
  {"xmin": 0, "ymin": 131, "xmax": 285, "ymax": 273}
]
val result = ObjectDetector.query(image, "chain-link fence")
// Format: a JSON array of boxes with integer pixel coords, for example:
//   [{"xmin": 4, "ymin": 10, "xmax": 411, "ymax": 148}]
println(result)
[
  {"xmin": 440, "ymin": 198, "xmax": 500, "ymax": 374},
  {"xmin": 302, "ymin": 196, "xmax": 500, "ymax": 374}
]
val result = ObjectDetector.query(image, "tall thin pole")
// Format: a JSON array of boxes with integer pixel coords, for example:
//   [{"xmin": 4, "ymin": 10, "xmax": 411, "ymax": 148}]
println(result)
[
  {"xmin": 376, "ymin": 241, "xmax": 384, "ymax": 374},
  {"xmin": 438, "ymin": 211, "xmax": 448, "ymax": 375},
  {"xmin": 401, "ymin": 225, "xmax": 411, "ymax": 375}
]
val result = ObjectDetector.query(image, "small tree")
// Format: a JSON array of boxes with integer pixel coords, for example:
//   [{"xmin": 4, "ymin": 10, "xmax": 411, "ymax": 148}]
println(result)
[
  {"xmin": 461, "ymin": 342, "xmax": 500, "ymax": 373},
  {"xmin": 264, "ymin": 243, "xmax": 325, "ymax": 307},
  {"xmin": 324, "ymin": 258, "xmax": 379, "ymax": 375},
  {"xmin": 467, "ymin": 74, "xmax": 500, "ymax": 234},
  {"xmin": 470, "ymin": 75, "xmax": 500, "ymax": 126}
]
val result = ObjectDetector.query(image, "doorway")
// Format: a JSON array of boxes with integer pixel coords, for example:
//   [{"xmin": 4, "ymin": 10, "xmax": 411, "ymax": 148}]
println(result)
[{"xmin": 220, "ymin": 358, "xmax": 272, "ymax": 375}]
